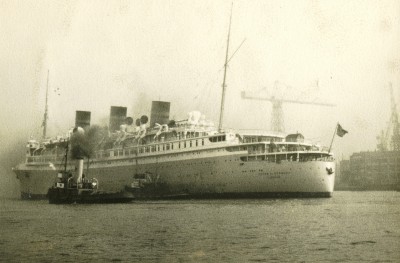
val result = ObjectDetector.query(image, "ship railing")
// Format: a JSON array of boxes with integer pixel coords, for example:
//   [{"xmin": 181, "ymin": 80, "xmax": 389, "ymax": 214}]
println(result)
[
  {"xmin": 240, "ymin": 151, "xmax": 334, "ymax": 163},
  {"xmin": 26, "ymin": 155, "xmax": 63, "ymax": 164},
  {"xmin": 94, "ymin": 136, "xmax": 213, "ymax": 159},
  {"xmin": 93, "ymin": 135, "xmax": 331, "ymax": 161},
  {"xmin": 237, "ymin": 129, "xmax": 285, "ymax": 137}
]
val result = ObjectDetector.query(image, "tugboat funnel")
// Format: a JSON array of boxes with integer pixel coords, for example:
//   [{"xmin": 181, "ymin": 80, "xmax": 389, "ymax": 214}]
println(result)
[{"xmin": 76, "ymin": 158, "xmax": 84, "ymax": 185}]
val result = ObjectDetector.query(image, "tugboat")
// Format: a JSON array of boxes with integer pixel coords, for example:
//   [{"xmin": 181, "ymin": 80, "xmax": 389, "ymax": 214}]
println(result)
[
  {"xmin": 124, "ymin": 172, "xmax": 190, "ymax": 200},
  {"xmin": 47, "ymin": 164, "xmax": 133, "ymax": 204},
  {"xmin": 47, "ymin": 128, "xmax": 133, "ymax": 204}
]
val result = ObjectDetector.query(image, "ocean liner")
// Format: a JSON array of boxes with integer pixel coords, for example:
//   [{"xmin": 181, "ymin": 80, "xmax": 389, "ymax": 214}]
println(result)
[
  {"xmin": 13, "ymin": 104, "xmax": 336, "ymax": 199},
  {"xmin": 12, "ymin": 9, "xmax": 336, "ymax": 200}
]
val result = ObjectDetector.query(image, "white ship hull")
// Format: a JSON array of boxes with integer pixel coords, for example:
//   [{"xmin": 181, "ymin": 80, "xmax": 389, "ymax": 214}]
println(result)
[{"xmin": 14, "ymin": 149, "xmax": 335, "ymax": 199}]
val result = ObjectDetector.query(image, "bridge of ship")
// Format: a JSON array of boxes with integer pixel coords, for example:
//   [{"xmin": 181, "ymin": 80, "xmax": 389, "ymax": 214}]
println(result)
[
  {"xmin": 226, "ymin": 143, "xmax": 333, "ymax": 163},
  {"xmin": 231, "ymin": 133, "xmax": 333, "ymax": 163}
]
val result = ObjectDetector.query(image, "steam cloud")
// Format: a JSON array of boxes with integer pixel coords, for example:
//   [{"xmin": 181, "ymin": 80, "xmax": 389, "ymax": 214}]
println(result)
[{"xmin": 70, "ymin": 125, "xmax": 106, "ymax": 160}]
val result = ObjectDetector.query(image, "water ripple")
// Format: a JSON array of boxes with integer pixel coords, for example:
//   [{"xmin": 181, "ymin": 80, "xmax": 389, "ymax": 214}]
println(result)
[{"xmin": 0, "ymin": 192, "xmax": 399, "ymax": 262}]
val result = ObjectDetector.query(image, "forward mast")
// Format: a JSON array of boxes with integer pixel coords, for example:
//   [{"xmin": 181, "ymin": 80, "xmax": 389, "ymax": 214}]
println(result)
[{"xmin": 218, "ymin": 4, "xmax": 233, "ymax": 132}]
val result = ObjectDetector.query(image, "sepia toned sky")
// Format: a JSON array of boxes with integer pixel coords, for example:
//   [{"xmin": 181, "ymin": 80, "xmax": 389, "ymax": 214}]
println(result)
[{"xmin": 0, "ymin": 0, "xmax": 399, "ymax": 171}]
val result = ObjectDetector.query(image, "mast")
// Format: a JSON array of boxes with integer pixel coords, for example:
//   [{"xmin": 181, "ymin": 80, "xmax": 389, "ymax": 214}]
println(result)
[
  {"xmin": 218, "ymin": 3, "xmax": 233, "ymax": 132},
  {"xmin": 42, "ymin": 70, "xmax": 49, "ymax": 139},
  {"xmin": 64, "ymin": 142, "xmax": 69, "ymax": 172},
  {"xmin": 328, "ymin": 123, "xmax": 338, "ymax": 153}
]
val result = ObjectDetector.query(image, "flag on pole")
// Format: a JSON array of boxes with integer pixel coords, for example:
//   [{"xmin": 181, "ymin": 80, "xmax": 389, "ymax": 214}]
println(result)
[{"xmin": 336, "ymin": 123, "xmax": 348, "ymax": 137}]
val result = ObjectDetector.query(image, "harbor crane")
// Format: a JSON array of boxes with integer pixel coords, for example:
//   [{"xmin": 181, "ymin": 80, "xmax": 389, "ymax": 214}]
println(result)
[
  {"xmin": 241, "ymin": 81, "xmax": 336, "ymax": 133},
  {"xmin": 377, "ymin": 83, "xmax": 400, "ymax": 151}
]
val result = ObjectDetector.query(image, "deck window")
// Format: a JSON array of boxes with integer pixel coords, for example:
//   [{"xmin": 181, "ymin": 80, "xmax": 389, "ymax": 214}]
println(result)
[{"xmin": 209, "ymin": 135, "xmax": 226, "ymax": 143}]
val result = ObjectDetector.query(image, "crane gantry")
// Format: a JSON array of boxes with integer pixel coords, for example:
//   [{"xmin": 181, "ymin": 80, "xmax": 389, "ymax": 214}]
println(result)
[
  {"xmin": 241, "ymin": 81, "xmax": 336, "ymax": 133},
  {"xmin": 377, "ymin": 83, "xmax": 400, "ymax": 151}
]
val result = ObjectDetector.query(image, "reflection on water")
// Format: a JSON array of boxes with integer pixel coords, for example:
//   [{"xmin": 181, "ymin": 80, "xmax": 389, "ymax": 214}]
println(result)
[{"xmin": 0, "ymin": 192, "xmax": 399, "ymax": 262}]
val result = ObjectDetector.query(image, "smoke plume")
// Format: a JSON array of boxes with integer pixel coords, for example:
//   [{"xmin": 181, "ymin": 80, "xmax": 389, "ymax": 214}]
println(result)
[{"xmin": 70, "ymin": 125, "xmax": 107, "ymax": 159}]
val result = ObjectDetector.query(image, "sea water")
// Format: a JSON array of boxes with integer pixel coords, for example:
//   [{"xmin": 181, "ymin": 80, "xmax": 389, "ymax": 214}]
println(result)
[{"xmin": 0, "ymin": 191, "xmax": 399, "ymax": 262}]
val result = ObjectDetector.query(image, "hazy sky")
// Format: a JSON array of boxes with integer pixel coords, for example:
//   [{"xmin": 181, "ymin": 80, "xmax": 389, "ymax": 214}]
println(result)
[{"xmin": 1, "ymin": 0, "xmax": 399, "ymax": 165}]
